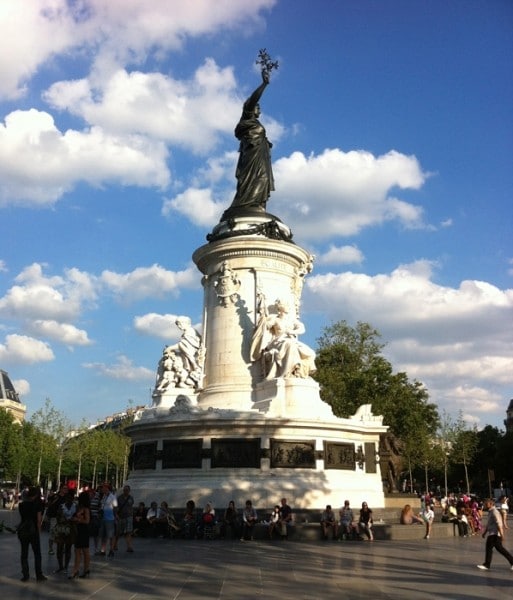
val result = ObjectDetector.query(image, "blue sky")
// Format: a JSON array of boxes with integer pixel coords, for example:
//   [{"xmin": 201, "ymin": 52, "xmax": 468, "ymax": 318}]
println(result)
[{"xmin": 0, "ymin": 0, "xmax": 512, "ymax": 430}]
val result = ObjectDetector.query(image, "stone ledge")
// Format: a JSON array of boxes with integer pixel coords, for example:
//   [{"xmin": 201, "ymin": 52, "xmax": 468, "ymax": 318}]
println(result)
[{"xmin": 206, "ymin": 521, "xmax": 456, "ymax": 542}]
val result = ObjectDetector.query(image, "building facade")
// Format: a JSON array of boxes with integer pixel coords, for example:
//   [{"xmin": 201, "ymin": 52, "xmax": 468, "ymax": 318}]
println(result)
[{"xmin": 0, "ymin": 369, "xmax": 26, "ymax": 423}]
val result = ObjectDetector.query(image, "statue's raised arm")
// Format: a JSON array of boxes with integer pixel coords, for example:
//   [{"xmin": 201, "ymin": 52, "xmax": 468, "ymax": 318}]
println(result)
[{"xmin": 226, "ymin": 50, "xmax": 278, "ymax": 215}]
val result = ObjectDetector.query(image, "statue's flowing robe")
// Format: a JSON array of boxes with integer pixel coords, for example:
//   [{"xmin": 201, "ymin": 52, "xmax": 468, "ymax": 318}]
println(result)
[{"xmin": 231, "ymin": 110, "xmax": 274, "ymax": 209}]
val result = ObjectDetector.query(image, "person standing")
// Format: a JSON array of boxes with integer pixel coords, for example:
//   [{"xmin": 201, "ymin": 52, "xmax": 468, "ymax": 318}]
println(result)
[
  {"xmin": 498, "ymin": 495, "xmax": 510, "ymax": 530},
  {"xmin": 53, "ymin": 490, "xmax": 76, "ymax": 574},
  {"xmin": 46, "ymin": 483, "xmax": 68, "ymax": 555},
  {"xmin": 477, "ymin": 498, "xmax": 513, "ymax": 571},
  {"xmin": 421, "ymin": 504, "xmax": 435, "ymax": 539},
  {"xmin": 115, "ymin": 485, "xmax": 134, "ymax": 552},
  {"xmin": 98, "ymin": 482, "xmax": 118, "ymax": 557},
  {"xmin": 18, "ymin": 486, "xmax": 47, "ymax": 582},
  {"xmin": 89, "ymin": 485, "xmax": 103, "ymax": 554},
  {"xmin": 69, "ymin": 490, "xmax": 91, "ymax": 578}
]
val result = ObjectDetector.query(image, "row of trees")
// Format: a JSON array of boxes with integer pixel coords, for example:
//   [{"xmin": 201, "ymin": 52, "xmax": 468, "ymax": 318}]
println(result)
[
  {"xmin": 1, "ymin": 320, "xmax": 510, "ymax": 498},
  {"xmin": 314, "ymin": 321, "xmax": 512, "ymax": 497},
  {"xmin": 0, "ymin": 399, "xmax": 130, "ymax": 493}
]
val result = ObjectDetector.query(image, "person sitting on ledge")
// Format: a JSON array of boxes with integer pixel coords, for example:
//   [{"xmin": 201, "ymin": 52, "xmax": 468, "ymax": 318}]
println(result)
[
  {"xmin": 400, "ymin": 504, "xmax": 423, "ymax": 525},
  {"xmin": 133, "ymin": 502, "xmax": 149, "ymax": 537},
  {"xmin": 278, "ymin": 497, "xmax": 293, "ymax": 540},
  {"xmin": 268, "ymin": 505, "xmax": 281, "ymax": 539},
  {"xmin": 241, "ymin": 500, "xmax": 258, "ymax": 541},
  {"xmin": 181, "ymin": 500, "xmax": 197, "ymax": 539},
  {"xmin": 321, "ymin": 505, "xmax": 339, "ymax": 540},
  {"xmin": 339, "ymin": 500, "xmax": 358, "ymax": 540},
  {"xmin": 221, "ymin": 500, "xmax": 240, "ymax": 540},
  {"xmin": 199, "ymin": 502, "xmax": 216, "ymax": 539},
  {"xmin": 358, "ymin": 502, "xmax": 374, "ymax": 541}
]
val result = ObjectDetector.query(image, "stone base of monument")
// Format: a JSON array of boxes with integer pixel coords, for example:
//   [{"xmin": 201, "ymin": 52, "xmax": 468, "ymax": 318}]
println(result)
[
  {"xmin": 125, "ymin": 402, "xmax": 387, "ymax": 511},
  {"xmin": 252, "ymin": 378, "xmax": 334, "ymax": 419}
]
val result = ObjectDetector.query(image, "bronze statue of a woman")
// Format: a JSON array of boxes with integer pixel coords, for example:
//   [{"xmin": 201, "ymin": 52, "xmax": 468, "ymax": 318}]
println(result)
[{"xmin": 226, "ymin": 51, "xmax": 278, "ymax": 216}]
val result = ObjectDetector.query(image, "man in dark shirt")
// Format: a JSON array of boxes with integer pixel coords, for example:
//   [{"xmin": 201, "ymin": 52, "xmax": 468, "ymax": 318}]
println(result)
[
  {"xmin": 279, "ymin": 497, "xmax": 293, "ymax": 540},
  {"xmin": 18, "ymin": 486, "xmax": 47, "ymax": 582}
]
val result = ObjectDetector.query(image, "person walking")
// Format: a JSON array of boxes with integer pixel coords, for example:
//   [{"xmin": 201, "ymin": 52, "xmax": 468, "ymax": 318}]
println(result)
[
  {"xmin": 17, "ymin": 486, "xmax": 47, "ymax": 582},
  {"xmin": 477, "ymin": 498, "xmax": 513, "ymax": 571}
]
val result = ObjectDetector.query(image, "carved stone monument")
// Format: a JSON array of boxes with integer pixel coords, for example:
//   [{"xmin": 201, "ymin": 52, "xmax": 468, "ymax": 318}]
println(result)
[{"xmin": 126, "ymin": 52, "xmax": 387, "ymax": 509}]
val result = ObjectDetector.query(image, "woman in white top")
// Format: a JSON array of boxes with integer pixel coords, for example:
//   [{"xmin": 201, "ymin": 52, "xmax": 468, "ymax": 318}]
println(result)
[{"xmin": 498, "ymin": 495, "xmax": 509, "ymax": 530}]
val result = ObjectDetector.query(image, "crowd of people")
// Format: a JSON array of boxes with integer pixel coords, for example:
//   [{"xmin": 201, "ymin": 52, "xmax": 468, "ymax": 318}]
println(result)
[
  {"xmin": 15, "ymin": 482, "xmax": 134, "ymax": 582},
  {"xmin": 12, "ymin": 483, "xmax": 512, "ymax": 582}
]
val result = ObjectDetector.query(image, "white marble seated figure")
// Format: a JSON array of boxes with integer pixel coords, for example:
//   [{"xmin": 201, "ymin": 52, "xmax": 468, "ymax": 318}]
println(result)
[
  {"xmin": 154, "ymin": 317, "xmax": 203, "ymax": 393},
  {"xmin": 251, "ymin": 299, "xmax": 316, "ymax": 379}
]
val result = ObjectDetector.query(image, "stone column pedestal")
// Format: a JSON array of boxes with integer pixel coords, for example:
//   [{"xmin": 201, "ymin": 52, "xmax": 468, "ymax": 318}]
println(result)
[{"xmin": 193, "ymin": 233, "xmax": 313, "ymax": 412}]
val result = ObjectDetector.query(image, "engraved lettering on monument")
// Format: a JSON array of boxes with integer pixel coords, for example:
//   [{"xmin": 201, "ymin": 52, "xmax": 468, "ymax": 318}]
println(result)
[{"xmin": 270, "ymin": 439, "xmax": 316, "ymax": 468}]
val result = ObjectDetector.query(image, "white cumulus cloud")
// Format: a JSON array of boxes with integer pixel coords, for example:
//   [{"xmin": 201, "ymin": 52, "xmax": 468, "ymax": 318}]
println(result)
[
  {"xmin": 134, "ymin": 313, "xmax": 182, "ymax": 340},
  {"xmin": 0, "ymin": 109, "xmax": 169, "ymax": 206},
  {"xmin": 0, "ymin": 0, "xmax": 276, "ymax": 100},
  {"xmin": 162, "ymin": 188, "xmax": 225, "ymax": 226},
  {"xmin": 271, "ymin": 148, "xmax": 428, "ymax": 239},
  {"xmin": 82, "ymin": 354, "xmax": 154, "ymax": 381},
  {"xmin": 316, "ymin": 245, "xmax": 364, "ymax": 266},
  {"xmin": 101, "ymin": 264, "xmax": 198, "ymax": 302},
  {"xmin": 28, "ymin": 320, "xmax": 92, "ymax": 347},
  {"xmin": 0, "ymin": 334, "xmax": 54, "ymax": 365},
  {"xmin": 0, "ymin": 263, "xmax": 98, "ymax": 322}
]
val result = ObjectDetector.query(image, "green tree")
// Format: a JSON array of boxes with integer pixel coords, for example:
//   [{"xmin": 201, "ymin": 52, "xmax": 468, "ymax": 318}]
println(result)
[
  {"xmin": 0, "ymin": 408, "xmax": 21, "ymax": 481},
  {"xmin": 30, "ymin": 398, "xmax": 70, "ymax": 488},
  {"xmin": 7, "ymin": 420, "xmax": 39, "ymax": 490},
  {"xmin": 436, "ymin": 410, "xmax": 458, "ymax": 497},
  {"xmin": 451, "ymin": 412, "xmax": 479, "ymax": 495},
  {"xmin": 494, "ymin": 431, "xmax": 513, "ymax": 494},
  {"xmin": 473, "ymin": 425, "xmax": 503, "ymax": 495},
  {"xmin": 314, "ymin": 321, "xmax": 439, "ymax": 437}
]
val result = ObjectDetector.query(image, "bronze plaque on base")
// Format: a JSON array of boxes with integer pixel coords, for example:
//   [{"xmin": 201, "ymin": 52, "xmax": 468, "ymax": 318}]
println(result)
[
  {"xmin": 132, "ymin": 442, "xmax": 157, "ymax": 470},
  {"xmin": 162, "ymin": 439, "xmax": 203, "ymax": 469},
  {"xmin": 323, "ymin": 442, "xmax": 355, "ymax": 470},
  {"xmin": 270, "ymin": 439, "xmax": 316, "ymax": 468},
  {"xmin": 211, "ymin": 438, "xmax": 261, "ymax": 468}
]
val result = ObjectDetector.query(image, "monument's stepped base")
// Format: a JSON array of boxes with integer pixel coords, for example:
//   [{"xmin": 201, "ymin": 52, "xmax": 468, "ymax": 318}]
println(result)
[{"xmin": 126, "ymin": 403, "xmax": 387, "ymax": 510}]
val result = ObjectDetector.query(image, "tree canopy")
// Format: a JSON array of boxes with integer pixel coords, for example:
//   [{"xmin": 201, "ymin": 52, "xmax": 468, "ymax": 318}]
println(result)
[{"xmin": 314, "ymin": 320, "xmax": 439, "ymax": 437}]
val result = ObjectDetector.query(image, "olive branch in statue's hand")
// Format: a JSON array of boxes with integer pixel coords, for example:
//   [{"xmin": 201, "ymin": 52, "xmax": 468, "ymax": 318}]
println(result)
[{"xmin": 256, "ymin": 49, "xmax": 279, "ymax": 79}]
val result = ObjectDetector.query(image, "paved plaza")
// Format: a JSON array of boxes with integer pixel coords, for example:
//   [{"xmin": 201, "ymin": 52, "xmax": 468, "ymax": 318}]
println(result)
[{"xmin": 0, "ymin": 509, "xmax": 511, "ymax": 599}]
